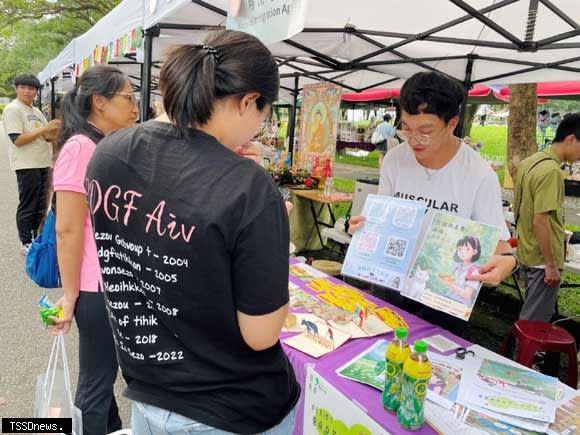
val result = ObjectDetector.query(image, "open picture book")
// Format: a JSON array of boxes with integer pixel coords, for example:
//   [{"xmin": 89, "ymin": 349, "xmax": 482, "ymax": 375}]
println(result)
[{"xmin": 342, "ymin": 195, "xmax": 502, "ymax": 321}]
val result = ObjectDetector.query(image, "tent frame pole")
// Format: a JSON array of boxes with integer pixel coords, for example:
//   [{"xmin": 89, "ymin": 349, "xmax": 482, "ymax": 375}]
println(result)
[
  {"xmin": 37, "ymin": 86, "xmax": 42, "ymax": 111},
  {"xmin": 140, "ymin": 26, "xmax": 159, "ymax": 122},
  {"xmin": 447, "ymin": 0, "xmax": 522, "ymax": 46},
  {"xmin": 473, "ymin": 55, "xmax": 580, "ymax": 84},
  {"xmin": 287, "ymin": 75, "xmax": 300, "ymax": 165},
  {"xmin": 350, "ymin": 0, "xmax": 518, "ymax": 64},
  {"xmin": 50, "ymin": 77, "xmax": 56, "ymax": 120},
  {"xmin": 539, "ymin": 0, "xmax": 580, "ymax": 29},
  {"xmin": 455, "ymin": 54, "xmax": 475, "ymax": 137}
]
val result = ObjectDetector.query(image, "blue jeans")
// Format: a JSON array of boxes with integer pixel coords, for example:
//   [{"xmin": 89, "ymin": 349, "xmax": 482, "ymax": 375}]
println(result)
[{"xmin": 131, "ymin": 401, "xmax": 297, "ymax": 435}]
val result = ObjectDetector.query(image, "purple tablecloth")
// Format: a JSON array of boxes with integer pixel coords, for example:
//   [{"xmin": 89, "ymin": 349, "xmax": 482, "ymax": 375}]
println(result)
[{"xmin": 282, "ymin": 260, "xmax": 471, "ymax": 434}]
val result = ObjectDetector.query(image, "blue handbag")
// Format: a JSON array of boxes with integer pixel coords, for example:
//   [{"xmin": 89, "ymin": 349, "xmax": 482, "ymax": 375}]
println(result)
[{"xmin": 26, "ymin": 210, "xmax": 61, "ymax": 288}]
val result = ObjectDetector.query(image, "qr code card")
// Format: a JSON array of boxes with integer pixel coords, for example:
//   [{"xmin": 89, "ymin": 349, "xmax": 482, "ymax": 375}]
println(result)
[
  {"xmin": 384, "ymin": 236, "xmax": 409, "ymax": 259},
  {"xmin": 358, "ymin": 231, "xmax": 380, "ymax": 253},
  {"xmin": 393, "ymin": 206, "xmax": 418, "ymax": 229},
  {"xmin": 366, "ymin": 199, "xmax": 389, "ymax": 224}
]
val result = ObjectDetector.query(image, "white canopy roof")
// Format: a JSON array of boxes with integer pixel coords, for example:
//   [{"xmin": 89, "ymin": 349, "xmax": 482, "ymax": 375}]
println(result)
[
  {"xmin": 40, "ymin": 0, "xmax": 580, "ymax": 94},
  {"xmin": 38, "ymin": 41, "xmax": 75, "ymax": 83}
]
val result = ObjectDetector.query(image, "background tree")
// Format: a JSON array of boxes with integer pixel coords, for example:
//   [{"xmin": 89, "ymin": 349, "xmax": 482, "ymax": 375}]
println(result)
[
  {"xmin": 0, "ymin": 0, "xmax": 120, "ymax": 98},
  {"xmin": 507, "ymin": 84, "xmax": 537, "ymax": 180},
  {"xmin": 0, "ymin": 1, "xmax": 115, "ymax": 30},
  {"xmin": 462, "ymin": 104, "xmax": 479, "ymax": 138}
]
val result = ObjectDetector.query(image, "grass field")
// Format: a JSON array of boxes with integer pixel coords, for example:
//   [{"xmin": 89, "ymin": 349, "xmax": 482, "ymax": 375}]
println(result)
[{"xmin": 336, "ymin": 151, "xmax": 381, "ymax": 168}]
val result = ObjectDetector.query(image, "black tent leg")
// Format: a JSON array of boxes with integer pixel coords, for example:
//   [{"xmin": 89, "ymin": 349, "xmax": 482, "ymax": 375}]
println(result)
[
  {"xmin": 455, "ymin": 54, "xmax": 476, "ymax": 137},
  {"xmin": 50, "ymin": 78, "xmax": 56, "ymax": 120},
  {"xmin": 140, "ymin": 26, "xmax": 159, "ymax": 123},
  {"xmin": 287, "ymin": 75, "xmax": 300, "ymax": 165}
]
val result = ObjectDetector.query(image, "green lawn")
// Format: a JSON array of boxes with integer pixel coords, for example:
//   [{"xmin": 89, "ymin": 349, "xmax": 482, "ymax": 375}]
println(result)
[
  {"xmin": 471, "ymin": 125, "xmax": 508, "ymax": 185},
  {"xmin": 332, "ymin": 177, "xmax": 356, "ymax": 218},
  {"xmin": 470, "ymin": 125, "xmax": 508, "ymax": 160},
  {"xmin": 333, "ymin": 177, "xmax": 356, "ymax": 193},
  {"xmin": 336, "ymin": 151, "xmax": 381, "ymax": 168}
]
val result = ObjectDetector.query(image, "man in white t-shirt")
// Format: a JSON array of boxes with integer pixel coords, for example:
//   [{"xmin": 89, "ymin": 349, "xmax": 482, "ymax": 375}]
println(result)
[
  {"xmin": 2, "ymin": 74, "xmax": 60, "ymax": 254},
  {"xmin": 349, "ymin": 72, "xmax": 516, "ymax": 335}
]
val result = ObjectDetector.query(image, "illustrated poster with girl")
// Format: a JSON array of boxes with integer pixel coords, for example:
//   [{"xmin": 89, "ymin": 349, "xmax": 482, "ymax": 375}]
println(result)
[{"xmin": 402, "ymin": 212, "xmax": 502, "ymax": 321}]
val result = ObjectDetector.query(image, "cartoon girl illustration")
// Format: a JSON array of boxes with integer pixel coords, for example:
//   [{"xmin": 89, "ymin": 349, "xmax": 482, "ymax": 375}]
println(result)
[{"xmin": 439, "ymin": 236, "xmax": 481, "ymax": 306}]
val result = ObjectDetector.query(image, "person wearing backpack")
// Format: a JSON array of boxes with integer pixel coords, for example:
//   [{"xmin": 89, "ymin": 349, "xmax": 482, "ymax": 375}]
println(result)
[
  {"xmin": 513, "ymin": 113, "xmax": 580, "ymax": 322},
  {"xmin": 48, "ymin": 65, "xmax": 139, "ymax": 435},
  {"xmin": 2, "ymin": 74, "xmax": 61, "ymax": 255}
]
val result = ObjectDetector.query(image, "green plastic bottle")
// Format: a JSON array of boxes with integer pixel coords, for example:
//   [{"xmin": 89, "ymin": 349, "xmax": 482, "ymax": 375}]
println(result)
[
  {"xmin": 397, "ymin": 341, "xmax": 432, "ymax": 431},
  {"xmin": 381, "ymin": 327, "xmax": 410, "ymax": 412}
]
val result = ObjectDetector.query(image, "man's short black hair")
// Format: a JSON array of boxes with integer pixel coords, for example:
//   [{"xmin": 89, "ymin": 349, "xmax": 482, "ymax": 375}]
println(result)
[
  {"xmin": 399, "ymin": 72, "xmax": 464, "ymax": 123},
  {"xmin": 14, "ymin": 74, "xmax": 41, "ymax": 90},
  {"xmin": 554, "ymin": 113, "xmax": 580, "ymax": 143},
  {"xmin": 383, "ymin": 114, "xmax": 392, "ymax": 122}
]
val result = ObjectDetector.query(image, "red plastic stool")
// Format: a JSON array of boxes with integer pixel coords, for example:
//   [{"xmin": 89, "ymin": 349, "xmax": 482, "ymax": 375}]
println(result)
[{"xmin": 500, "ymin": 320, "xmax": 578, "ymax": 388}]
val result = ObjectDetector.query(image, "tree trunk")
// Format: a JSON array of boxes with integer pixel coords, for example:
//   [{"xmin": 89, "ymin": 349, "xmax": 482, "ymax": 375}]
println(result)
[
  {"xmin": 462, "ymin": 104, "xmax": 479, "ymax": 138},
  {"xmin": 508, "ymin": 84, "xmax": 537, "ymax": 181}
]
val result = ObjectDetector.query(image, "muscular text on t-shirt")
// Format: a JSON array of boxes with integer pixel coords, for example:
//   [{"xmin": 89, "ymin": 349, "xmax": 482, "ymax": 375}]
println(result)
[{"xmin": 393, "ymin": 191, "xmax": 459, "ymax": 213}]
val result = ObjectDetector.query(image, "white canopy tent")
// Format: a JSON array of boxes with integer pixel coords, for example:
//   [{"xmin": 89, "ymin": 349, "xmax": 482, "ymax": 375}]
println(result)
[
  {"xmin": 39, "ymin": 0, "xmax": 580, "ymax": 142},
  {"xmin": 38, "ymin": 41, "xmax": 75, "ymax": 84},
  {"xmin": 137, "ymin": 0, "xmax": 580, "ymax": 143},
  {"xmin": 139, "ymin": 0, "xmax": 580, "ymax": 81}
]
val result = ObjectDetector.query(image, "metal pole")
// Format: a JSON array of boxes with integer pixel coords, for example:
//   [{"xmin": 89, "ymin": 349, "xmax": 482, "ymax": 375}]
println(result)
[
  {"xmin": 455, "ymin": 54, "xmax": 476, "ymax": 137},
  {"xmin": 50, "ymin": 78, "xmax": 56, "ymax": 120},
  {"xmin": 140, "ymin": 26, "xmax": 158, "ymax": 122},
  {"xmin": 287, "ymin": 75, "xmax": 300, "ymax": 165},
  {"xmin": 37, "ymin": 86, "xmax": 42, "ymax": 111}
]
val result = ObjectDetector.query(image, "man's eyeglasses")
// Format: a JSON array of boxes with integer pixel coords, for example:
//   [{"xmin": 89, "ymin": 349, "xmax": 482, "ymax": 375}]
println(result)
[
  {"xmin": 396, "ymin": 125, "xmax": 448, "ymax": 146},
  {"xmin": 114, "ymin": 92, "xmax": 138, "ymax": 106}
]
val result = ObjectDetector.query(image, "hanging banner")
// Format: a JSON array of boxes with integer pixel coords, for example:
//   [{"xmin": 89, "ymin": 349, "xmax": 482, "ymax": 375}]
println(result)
[
  {"xmin": 226, "ymin": 0, "xmax": 308, "ymax": 46},
  {"xmin": 295, "ymin": 82, "xmax": 342, "ymax": 179},
  {"xmin": 76, "ymin": 27, "xmax": 143, "ymax": 76}
]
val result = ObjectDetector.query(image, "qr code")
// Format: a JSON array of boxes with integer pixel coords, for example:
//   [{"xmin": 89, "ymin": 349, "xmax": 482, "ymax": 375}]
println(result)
[
  {"xmin": 384, "ymin": 236, "xmax": 408, "ymax": 259},
  {"xmin": 358, "ymin": 231, "xmax": 380, "ymax": 253},
  {"xmin": 393, "ymin": 206, "xmax": 417, "ymax": 228}
]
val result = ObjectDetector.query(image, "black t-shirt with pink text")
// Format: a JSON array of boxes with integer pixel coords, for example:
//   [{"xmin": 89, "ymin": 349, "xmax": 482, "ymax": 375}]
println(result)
[{"xmin": 86, "ymin": 121, "xmax": 299, "ymax": 434}]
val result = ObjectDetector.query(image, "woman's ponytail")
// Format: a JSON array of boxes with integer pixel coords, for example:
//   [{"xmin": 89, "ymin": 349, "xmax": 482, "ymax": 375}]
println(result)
[{"xmin": 160, "ymin": 30, "xmax": 279, "ymax": 137}]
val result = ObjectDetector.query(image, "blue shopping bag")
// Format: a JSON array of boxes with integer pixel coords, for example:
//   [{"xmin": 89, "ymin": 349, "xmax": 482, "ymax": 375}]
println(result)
[{"xmin": 26, "ymin": 210, "xmax": 61, "ymax": 288}]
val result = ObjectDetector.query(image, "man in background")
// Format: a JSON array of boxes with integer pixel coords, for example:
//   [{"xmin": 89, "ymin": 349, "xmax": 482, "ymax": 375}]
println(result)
[
  {"xmin": 514, "ymin": 113, "xmax": 580, "ymax": 322},
  {"xmin": 2, "ymin": 74, "xmax": 60, "ymax": 254},
  {"xmin": 373, "ymin": 114, "xmax": 396, "ymax": 164},
  {"xmin": 479, "ymin": 104, "xmax": 490, "ymax": 126}
]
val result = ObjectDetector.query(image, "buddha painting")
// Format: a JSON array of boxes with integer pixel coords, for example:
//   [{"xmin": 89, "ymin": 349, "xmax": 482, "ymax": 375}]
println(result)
[{"xmin": 306, "ymin": 102, "xmax": 328, "ymax": 154}]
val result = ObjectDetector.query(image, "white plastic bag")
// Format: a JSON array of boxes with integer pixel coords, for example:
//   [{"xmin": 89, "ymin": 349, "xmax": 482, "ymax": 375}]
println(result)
[
  {"xmin": 34, "ymin": 334, "xmax": 83, "ymax": 435},
  {"xmin": 371, "ymin": 128, "xmax": 385, "ymax": 144}
]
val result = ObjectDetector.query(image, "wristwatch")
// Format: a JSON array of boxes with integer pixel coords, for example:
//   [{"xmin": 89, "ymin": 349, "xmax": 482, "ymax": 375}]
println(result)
[{"xmin": 500, "ymin": 252, "xmax": 520, "ymax": 273}]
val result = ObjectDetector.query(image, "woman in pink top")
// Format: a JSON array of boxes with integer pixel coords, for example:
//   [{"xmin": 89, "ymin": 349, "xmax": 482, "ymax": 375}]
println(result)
[{"xmin": 50, "ymin": 65, "xmax": 138, "ymax": 435}]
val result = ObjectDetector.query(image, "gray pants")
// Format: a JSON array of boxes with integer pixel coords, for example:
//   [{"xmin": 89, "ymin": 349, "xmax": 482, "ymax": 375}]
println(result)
[{"xmin": 520, "ymin": 267, "xmax": 560, "ymax": 322}]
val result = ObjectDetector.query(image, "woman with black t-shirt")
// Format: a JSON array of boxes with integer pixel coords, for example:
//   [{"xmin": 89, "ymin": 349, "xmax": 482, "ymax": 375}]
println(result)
[{"xmin": 86, "ymin": 30, "xmax": 299, "ymax": 434}]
